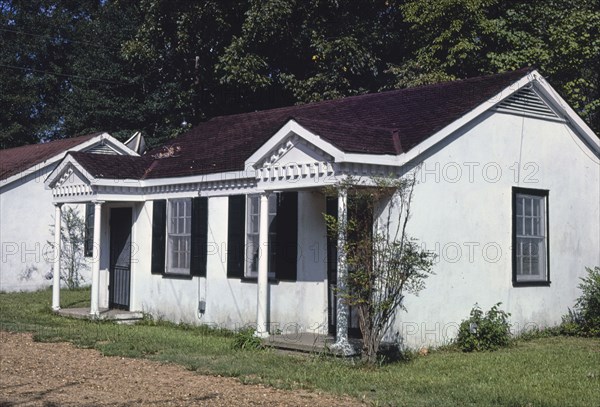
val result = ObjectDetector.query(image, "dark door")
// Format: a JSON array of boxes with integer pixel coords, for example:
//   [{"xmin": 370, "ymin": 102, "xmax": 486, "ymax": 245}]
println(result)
[
  {"xmin": 326, "ymin": 197, "xmax": 361, "ymax": 338},
  {"xmin": 109, "ymin": 208, "xmax": 132, "ymax": 310}
]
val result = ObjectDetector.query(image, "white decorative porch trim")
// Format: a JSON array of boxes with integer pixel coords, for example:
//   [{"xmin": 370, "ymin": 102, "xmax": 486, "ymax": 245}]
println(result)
[
  {"xmin": 255, "ymin": 192, "xmax": 270, "ymax": 338},
  {"xmin": 330, "ymin": 189, "xmax": 355, "ymax": 355},
  {"xmin": 90, "ymin": 201, "xmax": 103, "ymax": 317},
  {"xmin": 255, "ymin": 161, "xmax": 335, "ymax": 182},
  {"xmin": 51, "ymin": 203, "xmax": 63, "ymax": 311}
]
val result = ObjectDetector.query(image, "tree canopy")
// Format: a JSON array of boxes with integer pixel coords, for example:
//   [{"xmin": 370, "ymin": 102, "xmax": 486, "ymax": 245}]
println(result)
[{"xmin": 1, "ymin": 0, "xmax": 598, "ymax": 149}]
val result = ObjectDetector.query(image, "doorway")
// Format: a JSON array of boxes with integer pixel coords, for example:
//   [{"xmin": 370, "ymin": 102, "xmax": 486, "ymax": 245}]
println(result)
[{"xmin": 109, "ymin": 207, "xmax": 132, "ymax": 310}]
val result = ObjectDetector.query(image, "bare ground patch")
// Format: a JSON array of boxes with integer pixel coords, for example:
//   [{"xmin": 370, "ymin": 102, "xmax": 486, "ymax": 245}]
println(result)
[{"xmin": 0, "ymin": 331, "xmax": 364, "ymax": 406}]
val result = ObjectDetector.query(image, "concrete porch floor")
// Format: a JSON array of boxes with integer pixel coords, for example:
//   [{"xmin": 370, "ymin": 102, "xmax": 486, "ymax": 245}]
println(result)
[
  {"xmin": 263, "ymin": 332, "xmax": 333, "ymax": 353},
  {"xmin": 263, "ymin": 332, "xmax": 362, "ymax": 355},
  {"xmin": 56, "ymin": 308, "xmax": 143, "ymax": 324}
]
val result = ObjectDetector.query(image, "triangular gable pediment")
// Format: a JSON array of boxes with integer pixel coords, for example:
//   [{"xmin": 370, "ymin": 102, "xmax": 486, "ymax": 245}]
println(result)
[
  {"xmin": 246, "ymin": 119, "xmax": 343, "ymax": 170},
  {"xmin": 45, "ymin": 155, "xmax": 95, "ymax": 189},
  {"xmin": 255, "ymin": 134, "xmax": 335, "ymax": 168},
  {"xmin": 56, "ymin": 166, "xmax": 90, "ymax": 188}
]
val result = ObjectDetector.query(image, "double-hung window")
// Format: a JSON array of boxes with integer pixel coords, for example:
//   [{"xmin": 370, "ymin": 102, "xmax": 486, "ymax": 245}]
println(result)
[
  {"xmin": 150, "ymin": 198, "xmax": 208, "ymax": 277},
  {"xmin": 513, "ymin": 188, "xmax": 549, "ymax": 285},
  {"xmin": 167, "ymin": 199, "xmax": 192, "ymax": 275},
  {"xmin": 226, "ymin": 192, "xmax": 298, "ymax": 281},
  {"xmin": 245, "ymin": 194, "xmax": 278, "ymax": 278}
]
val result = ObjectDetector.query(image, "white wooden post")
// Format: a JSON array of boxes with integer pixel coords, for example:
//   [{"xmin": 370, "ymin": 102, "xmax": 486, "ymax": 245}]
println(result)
[
  {"xmin": 331, "ymin": 189, "xmax": 354, "ymax": 355},
  {"xmin": 90, "ymin": 201, "xmax": 103, "ymax": 316},
  {"xmin": 255, "ymin": 192, "xmax": 270, "ymax": 338},
  {"xmin": 51, "ymin": 203, "xmax": 62, "ymax": 311}
]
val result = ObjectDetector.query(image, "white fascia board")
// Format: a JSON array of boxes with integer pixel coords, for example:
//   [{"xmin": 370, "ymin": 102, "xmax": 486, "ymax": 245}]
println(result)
[
  {"xmin": 140, "ymin": 169, "xmax": 257, "ymax": 187},
  {"xmin": 44, "ymin": 154, "xmax": 97, "ymax": 188},
  {"xmin": 53, "ymin": 193, "xmax": 146, "ymax": 204},
  {"xmin": 92, "ymin": 178, "xmax": 143, "ymax": 187},
  {"xmin": 531, "ymin": 73, "xmax": 600, "ymax": 155},
  {"xmin": 244, "ymin": 119, "xmax": 345, "ymax": 168}
]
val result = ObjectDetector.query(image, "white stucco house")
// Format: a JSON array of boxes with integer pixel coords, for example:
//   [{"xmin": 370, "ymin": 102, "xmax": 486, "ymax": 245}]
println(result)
[
  {"xmin": 0, "ymin": 133, "xmax": 141, "ymax": 292},
  {"xmin": 43, "ymin": 68, "xmax": 599, "ymax": 349}
]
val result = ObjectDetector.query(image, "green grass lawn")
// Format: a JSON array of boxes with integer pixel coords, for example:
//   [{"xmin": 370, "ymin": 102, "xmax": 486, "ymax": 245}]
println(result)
[{"xmin": 1, "ymin": 288, "xmax": 599, "ymax": 406}]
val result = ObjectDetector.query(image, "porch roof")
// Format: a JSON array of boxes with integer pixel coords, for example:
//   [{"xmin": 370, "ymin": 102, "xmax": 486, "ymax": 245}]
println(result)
[
  {"xmin": 68, "ymin": 151, "xmax": 152, "ymax": 180},
  {"xmin": 60, "ymin": 68, "xmax": 533, "ymax": 181}
]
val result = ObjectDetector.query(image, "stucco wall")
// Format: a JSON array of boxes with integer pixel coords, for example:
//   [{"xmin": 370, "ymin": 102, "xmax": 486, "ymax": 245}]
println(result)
[
  {"xmin": 128, "ymin": 191, "xmax": 330, "ymax": 334},
  {"xmin": 0, "ymin": 166, "xmax": 92, "ymax": 292},
  {"xmin": 387, "ymin": 111, "xmax": 600, "ymax": 348},
  {"xmin": 99, "ymin": 110, "xmax": 598, "ymax": 349}
]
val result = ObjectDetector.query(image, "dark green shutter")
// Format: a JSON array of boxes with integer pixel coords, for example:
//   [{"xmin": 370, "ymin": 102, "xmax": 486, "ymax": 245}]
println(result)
[
  {"xmin": 151, "ymin": 200, "xmax": 166, "ymax": 275},
  {"xmin": 84, "ymin": 202, "xmax": 94, "ymax": 257},
  {"xmin": 276, "ymin": 191, "xmax": 298, "ymax": 281},
  {"xmin": 190, "ymin": 197, "xmax": 208, "ymax": 277},
  {"xmin": 325, "ymin": 196, "xmax": 338, "ymax": 275},
  {"xmin": 227, "ymin": 195, "xmax": 246, "ymax": 278}
]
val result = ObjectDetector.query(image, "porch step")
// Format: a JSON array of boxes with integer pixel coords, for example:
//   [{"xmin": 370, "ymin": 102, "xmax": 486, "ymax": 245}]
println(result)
[
  {"xmin": 104, "ymin": 310, "xmax": 144, "ymax": 325},
  {"xmin": 56, "ymin": 308, "xmax": 143, "ymax": 324},
  {"xmin": 263, "ymin": 333, "xmax": 335, "ymax": 353}
]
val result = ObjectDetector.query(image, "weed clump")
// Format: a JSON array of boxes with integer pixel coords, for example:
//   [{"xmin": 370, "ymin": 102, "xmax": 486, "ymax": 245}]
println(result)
[
  {"xmin": 456, "ymin": 303, "xmax": 511, "ymax": 352},
  {"xmin": 232, "ymin": 327, "xmax": 264, "ymax": 350}
]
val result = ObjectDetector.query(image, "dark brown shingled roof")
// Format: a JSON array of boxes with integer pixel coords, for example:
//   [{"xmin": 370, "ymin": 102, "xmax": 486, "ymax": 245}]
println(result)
[
  {"xmin": 68, "ymin": 151, "xmax": 152, "ymax": 180},
  {"xmin": 68, "ymin": 69, "xmax": 533, "ymax": 180},
  {"xmin": 0, "ymin": 133, "xmax": 102, "ymax": 181}
]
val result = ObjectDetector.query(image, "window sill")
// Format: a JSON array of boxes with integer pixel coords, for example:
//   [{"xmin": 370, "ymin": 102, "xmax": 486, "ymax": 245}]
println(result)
[
  {"xmin": 240, "ymin": 276, "xmax": 279, "ymax": 285},
  {"xmin": 162, "ymin": 272, "xmax": 193, "ymax": 280},
  {"xmin": 512, "ymin": 280, "xmax": 551, "ymax": 287}
]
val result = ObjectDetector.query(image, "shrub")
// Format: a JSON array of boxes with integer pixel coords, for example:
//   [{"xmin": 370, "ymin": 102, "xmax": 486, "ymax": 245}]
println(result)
[
  {"xmin": 232, "ymin": 327, "xmax": 264, "ymax": 350},
  {"xmin": 565, "ymin": 266, "xmax": 600, "ymax": 337},
  {"xmin": 456, "ymin": 303, "xmax": 511, "ymax": 352}
]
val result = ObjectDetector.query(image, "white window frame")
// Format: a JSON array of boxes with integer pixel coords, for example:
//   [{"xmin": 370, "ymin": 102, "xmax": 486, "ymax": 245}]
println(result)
[
  {"xmin": 245, "ymin": 194, "xmax": 277, "ymax": 279},
  {"xmin": 166, "ymin": 198, "xmax": 192, "ymax": 275},
  {"xmin": 514, "ymin": 189, "xmax": 549, "ymax": 284}
]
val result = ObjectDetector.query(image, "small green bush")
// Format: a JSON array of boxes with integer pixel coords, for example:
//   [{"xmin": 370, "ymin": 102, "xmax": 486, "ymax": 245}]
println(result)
[
  {"xmin": 564, "ymin": 266, "xmax": 600, "ymax": 337},
  {"xmin": 456, "ymin": 303, "xmax": 511, "ymax": 352},
  {"xmin": 232, "ymin": 327, "xmax": 264, "ymax": 350}
]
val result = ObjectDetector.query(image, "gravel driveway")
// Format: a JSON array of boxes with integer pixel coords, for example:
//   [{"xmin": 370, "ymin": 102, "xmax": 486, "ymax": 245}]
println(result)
[{"xmin": 0, "ymin": 331, "xmax": 363, "ymax": 406}]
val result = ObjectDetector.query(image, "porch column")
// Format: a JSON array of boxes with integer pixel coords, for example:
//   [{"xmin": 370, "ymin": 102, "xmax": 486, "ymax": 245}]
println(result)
[
  {"xmin": 255, "ymin": 192, "xmax": 270, "ymax": 338},
  {"xmin": 331, "ymin": 189, "xmax": 353, "ymax": 355},
  {"xmin": 51, "ymin": 203, "xmax": 62, "ymax": 311},
  {"xmin": 90, "ymin": 201, "xmax": 103, "ymax": 316}
]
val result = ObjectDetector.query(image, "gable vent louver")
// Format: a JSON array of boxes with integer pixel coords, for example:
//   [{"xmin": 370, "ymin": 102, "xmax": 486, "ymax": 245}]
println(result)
[
  {"xmin": 86, "ymin": 144, "xmax": 118, "ymax": 155},
  {"xmin": 494, "ymin": 87, "xmax": 561, "ymax": 120}
]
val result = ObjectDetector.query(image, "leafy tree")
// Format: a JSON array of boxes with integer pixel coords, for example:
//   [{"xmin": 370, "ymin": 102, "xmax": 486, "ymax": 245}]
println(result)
[
  {"xmin": 1, "ymin": 0, "xmax": 86, "ymax": 147},
  {"xmin": 2, "ymin": 0, "xmax": 597, "ymax": 148},
  {"xmin": 121, "ymin": 0, "xmax": 248, "ymax": 144},
  {"xmin": 56, "ymin": 0, "xmax": 145, "ymax": 142},
  {"xmin": 395, "ymin": 0, "xmax": 600, "ymax": 133},
  {"xmin": 0, "ymin": 0, "xmax": 144, "ymax": 148},
  {"xmin": 325, "ymin": 176, "xmax": 435, "ymax": 364},
  {"xmin": 217, "ymin": 0, "xmax": 408, "ymax": 104}
]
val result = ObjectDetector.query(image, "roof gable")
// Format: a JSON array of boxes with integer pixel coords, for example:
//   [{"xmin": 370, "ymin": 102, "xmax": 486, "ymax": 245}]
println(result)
[
  {"xmin": 46, "ymin": 68, "xmax": 600, "ymax": 185},
  {"xmin": 246, "ymin": 120, "xmax": 342, "ymax": 169},
  {"xmin": 0, "ymin": 132, "xmax": 138, "ymax": 187},
  {"xmin": 139, "ymin": 68, "xmax": 536, "ymax": 179}
]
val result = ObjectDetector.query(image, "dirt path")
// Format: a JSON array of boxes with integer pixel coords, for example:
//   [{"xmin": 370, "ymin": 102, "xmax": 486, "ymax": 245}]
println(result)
[{"xmin": 0, "ymin": 331, "xmax": 364, "ymax": 406}]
